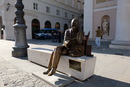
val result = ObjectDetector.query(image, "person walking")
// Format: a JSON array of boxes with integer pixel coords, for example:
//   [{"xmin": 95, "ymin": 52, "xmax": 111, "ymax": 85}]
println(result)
[
  {"xmin": 57, "ymin": 31, "xmax": 61, "ymax": 43},
  {"xmin": 95, "ymin": 26, "xmax": 102, "ymax": 48},
  {"xmin": 51, "ymin": 30, "xmax": 55, "ymax": 42},
  {"xmin": 53, "ymin": 31, "xmax": 58, "ymax": 42}
]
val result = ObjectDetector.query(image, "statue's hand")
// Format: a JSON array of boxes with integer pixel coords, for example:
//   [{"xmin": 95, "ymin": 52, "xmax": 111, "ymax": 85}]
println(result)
[{"xmin": 63, "ymin": 41, "xmax": 70, "ymax": 49}]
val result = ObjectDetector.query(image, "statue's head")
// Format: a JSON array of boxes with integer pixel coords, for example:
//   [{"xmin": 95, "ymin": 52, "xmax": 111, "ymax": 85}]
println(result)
[{"xmin": 71, "ymin": 18, "xmax": 80, "ymax": 30}]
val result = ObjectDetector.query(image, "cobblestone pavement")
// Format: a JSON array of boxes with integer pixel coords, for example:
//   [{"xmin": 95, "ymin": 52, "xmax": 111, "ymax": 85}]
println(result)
[
  {"xmin": 0, "ymin": 39, "xmax": 130, "ymax": 87},
  {"xmin": 0, "ymin": 58, "xmax": 52, "ymax": 87},
  {"xmin": 0, "ymin": 40, "xmax": 52, "ymax": 87}
]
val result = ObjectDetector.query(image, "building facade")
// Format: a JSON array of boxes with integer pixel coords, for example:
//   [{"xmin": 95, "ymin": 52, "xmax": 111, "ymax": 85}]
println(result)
[
  {"xmin": 84, "ymin": 0, "xmax": 130, "ymax": 50},
  {"xmin": 0, "ymin": 0, "xmax": 84, "ymax": 40},
  {"xmin": 84, "ymin": 0, "xmax": 117, "ymax": 40}
]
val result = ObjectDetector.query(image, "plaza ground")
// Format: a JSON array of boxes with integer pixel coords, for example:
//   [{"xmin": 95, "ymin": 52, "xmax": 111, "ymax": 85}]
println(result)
[{"xmin": 0, "ymin": 39, "xmax": 130, "ymax": 87}]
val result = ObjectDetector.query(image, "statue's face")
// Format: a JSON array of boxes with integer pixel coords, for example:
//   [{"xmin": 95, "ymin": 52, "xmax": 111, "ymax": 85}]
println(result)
[{"xmin": 71, "ymin": 18, "xmax": 80, "ymax": 31}]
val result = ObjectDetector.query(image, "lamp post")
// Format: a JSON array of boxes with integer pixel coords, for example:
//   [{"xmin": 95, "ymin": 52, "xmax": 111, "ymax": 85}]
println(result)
[{"xmin": 12, "ymin": 0, "xmax": 29, "ymax": 57}]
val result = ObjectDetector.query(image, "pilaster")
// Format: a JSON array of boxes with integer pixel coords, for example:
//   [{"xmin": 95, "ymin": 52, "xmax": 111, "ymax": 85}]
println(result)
[{"xmin": 109, "ymin": 0, "xmax": 130, "ymax": 50}]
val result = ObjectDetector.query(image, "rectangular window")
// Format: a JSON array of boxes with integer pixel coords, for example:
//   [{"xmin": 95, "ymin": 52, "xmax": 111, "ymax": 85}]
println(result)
[
  {"xmin": 33, "ymin": 3, "xmax": 35, "ymax": 10},
  {"xmin": 46, "ymin": 7, "xmax": 50, "ymax": 13},
  {"xmin": 56, "ymin": 10, "xmax": 60, "ymax": 16},
  {"xmin": 35, "ymin": 3, "xmax": 38, "ymax": 10},
  {"xmin": 72, "ymin": 14, "xmax": 74, "ymax": 19},
  {"xmin": 33, "ymin": 3, "xmax": 38, "ymax": 10},
  {"xmin": 65, "ymin": 12, "xmax": 68, "ymax": 18}
]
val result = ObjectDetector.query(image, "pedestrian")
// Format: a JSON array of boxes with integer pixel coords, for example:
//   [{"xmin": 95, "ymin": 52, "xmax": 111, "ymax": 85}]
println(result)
[
  {"xmin": 51, "ymin": 30, "xmax": 55, "ymax": 42},
  {"xmin": 95, "ymin": 26, "xmax": 102, "ymax": 48},
  {"xmin": 57, "ymin": 31, "xmax": 61, "ymax": 43},
  {"xmin": 61, "ymin": 33, "xmax": 64, "ymax": 43},
  {"xmin": 53, "ymin": 31, "xmax": 57, "ymax": 42}
]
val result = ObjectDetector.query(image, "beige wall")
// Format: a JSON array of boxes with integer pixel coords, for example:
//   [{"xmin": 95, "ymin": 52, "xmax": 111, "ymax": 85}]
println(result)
[
  {"xmin": 94, "ymin": 0, "xmax": 117, "ymax": 9},
  {"xmin": 93, "ymin": 8, "xmax": 117, "ymax": 40}
]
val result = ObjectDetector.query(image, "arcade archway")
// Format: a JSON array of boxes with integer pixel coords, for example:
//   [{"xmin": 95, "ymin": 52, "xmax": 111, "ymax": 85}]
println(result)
[
  {"xmin": 45, "ymin": 21, "xmax": 51, "ymax": 28},
  {"xmin": 55, "ymin": 22, "xmax": 60, "ymax": 29},
  {"xmin": 32, "ymin": 19, "xmax": 40, "ymax": 39}
]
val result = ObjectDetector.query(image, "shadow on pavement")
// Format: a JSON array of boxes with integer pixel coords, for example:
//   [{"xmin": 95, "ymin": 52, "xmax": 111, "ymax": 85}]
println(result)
[
  {"xmin": 66, "ymin": 75, "xmax": 130, "ymax": 87},
  {"xmin": 88, "ymin": 41, "xmax": 130, "ymax": 57},
  {"xmin": 14, "ymin": 57, "xmax": 28, "ymax": 60}
]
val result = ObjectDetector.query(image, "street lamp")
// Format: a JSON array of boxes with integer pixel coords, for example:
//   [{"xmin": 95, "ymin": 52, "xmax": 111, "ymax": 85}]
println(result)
[{"xmin": 12, "ymin": 0, "xmax": 29, "ymax": 57}]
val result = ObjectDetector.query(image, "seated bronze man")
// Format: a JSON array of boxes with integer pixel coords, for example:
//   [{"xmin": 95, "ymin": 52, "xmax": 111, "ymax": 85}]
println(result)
[{"xmin": 43, "ymin": 18, "xmax": 86, "ymax": 76}]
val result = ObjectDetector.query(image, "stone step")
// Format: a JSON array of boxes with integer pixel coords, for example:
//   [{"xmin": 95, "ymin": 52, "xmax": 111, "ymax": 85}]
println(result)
[{"xmin": 32, "ymin": 71, "xmax": 75, "ymax": 87}]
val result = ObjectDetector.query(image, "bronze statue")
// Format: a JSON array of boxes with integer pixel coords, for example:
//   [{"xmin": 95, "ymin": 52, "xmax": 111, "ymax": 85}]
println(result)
[{"xmin": 43, "ymin": 18, "xmax": 86, "ymax": 76}]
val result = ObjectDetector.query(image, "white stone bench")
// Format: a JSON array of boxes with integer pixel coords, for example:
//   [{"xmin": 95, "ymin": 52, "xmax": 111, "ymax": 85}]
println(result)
[{"xmin": 28, "ymin": 48, "xmax": 96, "ymax": 81}]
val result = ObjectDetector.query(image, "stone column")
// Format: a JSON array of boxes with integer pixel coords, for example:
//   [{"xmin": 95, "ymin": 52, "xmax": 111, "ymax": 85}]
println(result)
[
  {"xmin": 109, "ymin": 0, "xmax": 130, "ymax": 50},
  {"xmin": 84, "ymin": 0, "xmax": 93, "ymax": 38},
  {"xmin": 12, "ymin": 0, "xmax": 29, "ymax": 57}
]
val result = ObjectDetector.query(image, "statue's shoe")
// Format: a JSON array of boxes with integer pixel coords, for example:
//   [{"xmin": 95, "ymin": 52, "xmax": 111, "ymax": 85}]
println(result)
[
  {"xmin": 43, "ymin": 69, "xmax": 51, "ymax": 74},
  {"xmin": 48, "ymin": 68, "xmax": 56, "ymax": 76}
]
